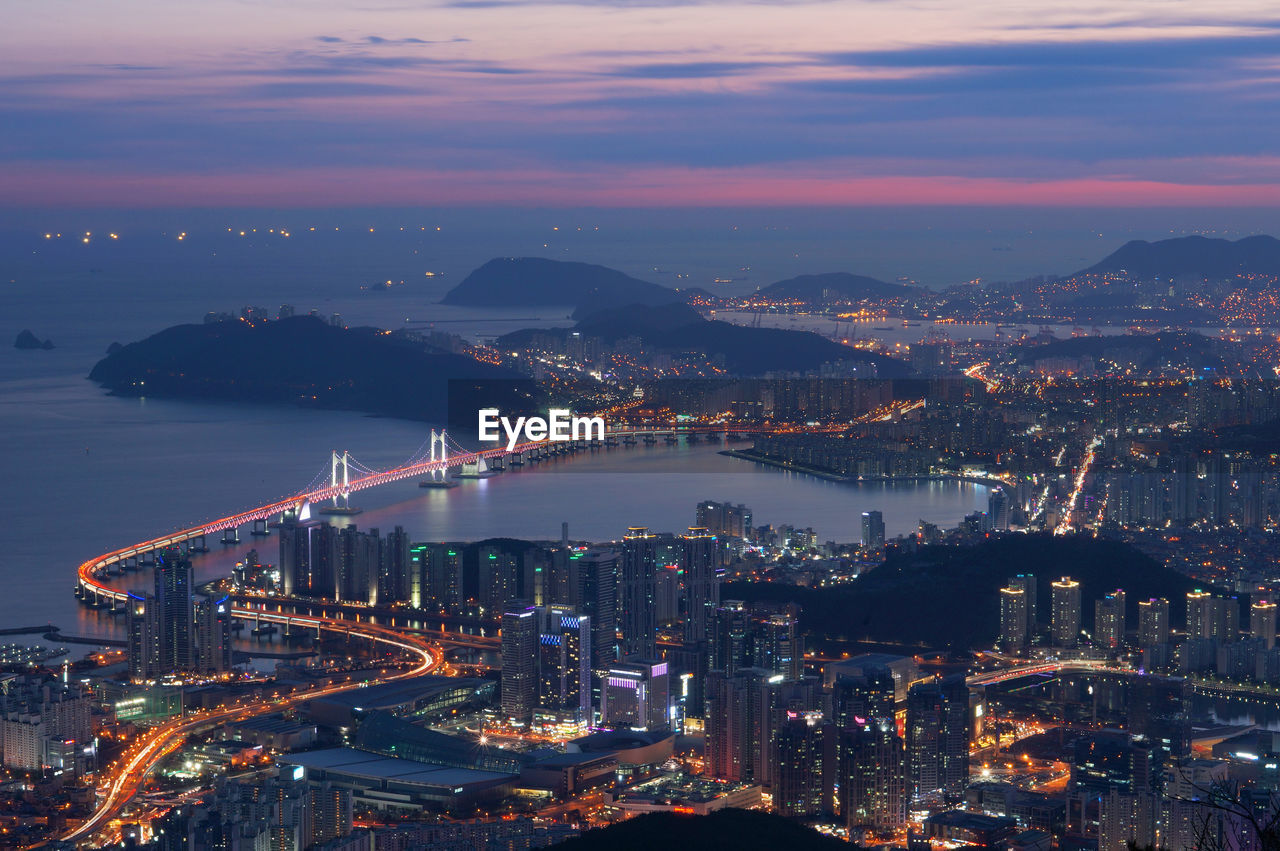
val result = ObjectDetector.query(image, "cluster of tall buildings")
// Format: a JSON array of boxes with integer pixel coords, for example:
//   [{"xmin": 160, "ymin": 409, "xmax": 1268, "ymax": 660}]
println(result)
[
  {"xmin": 127, "ymin": 547, "xmax": 233, "ymax": 682},
  {"xmin": 695, "ymin": 500, "xmax": 752, "ymax": 538},
  {"xmin": 703, "ymin": 654, "xmax": 972, "ymax": 832},
  {"xmin": 1101, "ymin": 454, "xmax": 1276, "ymax": 530},
  {"xmin": 0, "ymin": 675, "xmax": 93, "ymax": 773},
  {"xmin": 153, "ymin": 775, "xmax": 352, "ymax": 851},
  {"xmin": 497, "ymin": 524, "xmax": 727, "ymax": 731},
  {"xmin": 278, "ymin": 521, "xmax": 411, "ymax": 606},
  {"xmin": 998, "ymin": 574, "xmax": 1087, "ymax": 650},
  {"xmin": 996, "ymin": 573, "xmax": 1280, "ymax": 685}
]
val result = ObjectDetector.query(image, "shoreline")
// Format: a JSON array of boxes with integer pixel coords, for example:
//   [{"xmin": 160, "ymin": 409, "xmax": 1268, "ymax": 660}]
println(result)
[{"xmin": 719, "ymin": 448, "xmax": 1003, "ymax": 488}]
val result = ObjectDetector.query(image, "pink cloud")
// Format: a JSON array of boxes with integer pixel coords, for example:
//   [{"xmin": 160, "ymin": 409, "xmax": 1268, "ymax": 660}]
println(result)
[{"xmin": 6, "ymin": 162, "xmax": 1280, "ymax": 208}]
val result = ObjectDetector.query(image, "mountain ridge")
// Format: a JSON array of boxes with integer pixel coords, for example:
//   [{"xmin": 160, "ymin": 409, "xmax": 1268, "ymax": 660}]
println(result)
[{"xmin": 1078, "ymin": 234, "xmax": 1280, "ymax": 279}]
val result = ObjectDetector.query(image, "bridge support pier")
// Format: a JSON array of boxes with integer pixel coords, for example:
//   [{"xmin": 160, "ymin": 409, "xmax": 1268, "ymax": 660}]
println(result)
[
  {"xmin": 189, "ymin": 534, "xmax": 209, "ymax": 553},
  {"xmin": 251, "ymin": 519, "xmax": 271, "ymax": 537},
  {"xmin": 221, "ymin": 526, "xmax": 240, "ymax": 545}
]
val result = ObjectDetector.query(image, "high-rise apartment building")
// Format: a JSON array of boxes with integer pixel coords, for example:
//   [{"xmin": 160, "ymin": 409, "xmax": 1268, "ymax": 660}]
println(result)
[
  {"xmin": 1253, "ymin": 600, "xmax": 1277, "ymax": 649},
  {"xmin": 1138, "ymin": 598, "xmax": 1170, "ymax": 649},
  {"xmin": 1051, "ymin": 576, "xmax": 1081, "ymax": 648},
  {"xmin": 620, "ymin": 528, "xmax": 658, "ymax": 657},
  {"xmin": 154, "ymin": 547, "xmax": 195, "ymax": 672},
  {"xmin": 575, "ymin": 549, "xmax": 618, "ymax": 670},
  {"xmin": 195, "ymin": 597, "xmax": 233, "ymax": 674},
  {"xmin": 860, "ymin": 511, "xmax": 886, "ymax": 550},
  {"xmin": 695, "ymin": 500, "xmax": 752, "ymax": 537},
  {"xmin": 1095, "ymin": 589, "xmax": 1126, "ymax": 651},
  {"xmin": 681, "ymin": 527, "xmax": 720, "ymax": 645},
  {"xmin": 500, "ymin": 605, "xmax": 538, "ymax": 721},
  {"xmin": 905, "ymin": 674, "xmax": 970, "ymax": 796},
  {"xmin": 477, "ymin": 545, "xmax": 519, "ymax": 616},
  {"xmin": 537, "ymin": 605, "xmax": 591, "ymax": 721},
  {"xmin": 772, "ymin": 709, "xmax": 825, "ymax": 817},
  {"xmin": 999, "ymin": 585, "xmax": 1028, "ymax": 651}
]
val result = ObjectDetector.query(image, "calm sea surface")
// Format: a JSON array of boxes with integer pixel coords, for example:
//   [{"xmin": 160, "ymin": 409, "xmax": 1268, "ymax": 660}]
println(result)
[{"xmin": 0, "ymin": 220, "xmax": 1022, "ymax": 643}]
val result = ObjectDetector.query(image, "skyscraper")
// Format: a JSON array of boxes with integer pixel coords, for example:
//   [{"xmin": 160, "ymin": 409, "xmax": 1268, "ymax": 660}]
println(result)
[
  {"xmin": 710, "ymin": 600, "xmax": 752, "ymax": 676},
  {"xmin": 379, "ymin": 526, "xmax": 411, "ymax": 604},
  {"xmin": 575, "ymin": 549, "xmax": 618, "ymax": 670},
  {"xmin": 999, "ymin": 585, "xmax": 1028, "ymax": 651},
  {"xmin": 1138, "ymin": 598, "xmax": 1170, "ymax": 649},
  {"xmin": 681, "ymin": 527, "xmax": 720, "ymax": 645},
  {"xmin": 1252, "ymin": 600, "xmax": 1277, "ymax": 649},
  {"xmin": 1051, "ymin": 576, "xmax": 1081, "ymax": 648},
  {"xmin": 760, "ymin": 611, "xmax": 802, "ymax": 681},
  {"xmin": 602, "ymin": 658, "xmax": 669, "ymax": 731},
  {"xmin": 500, "ymin": 605, "xmax": 538, "ymax": 721},
  {"xmin": 987, "ymin": 487, "xmax": 1011, "ymax": 531},
  {"xmin": 154, "ymin": 547, "xmax": 194, "ymax": 672},
  {"xmin": 696, "ymin": 500, "xmax": 752, "ymax": 537},
  {"xmin": 705, "ymin": 667, "xmax": 771, "ymax": 782},
  {"xmin": 1186, "ymin": 590, "xmax": 1213, "ymax": 640},
  {"xmin": 841, "ymin": 719, "xmax": 908, "ymax": 833},
  {"xmin": 477, "ymin": 545, "xmax": 518, "ymax": 616},
  {"xmin": 1094, "ymin": 590, "xmax": 1125, "ymax": 651},
  {"xmin": 278, "ymin": 518, "xmax": 308, "ymax": 598},
  {"xmin": 195, "ymin": 596, "xmax": 233, "ymax": 674},
  {"xmin": 834, "ymin": 668, "xmax": 908, "ymax": 832},
  {"xmin": 772, "ymin": 709, "xmax": 825, "ymax": 817},
  {"xmin": 413, "ymin": 543, "xmax": 462, "ymax": 612},
  {"xmin": 620, "ymin": 528, "xmax": 658, "ymax": 658},
  {"xmin": 280, "ymin": 521, "xmax": 339, "ymax": 600},
  {"xmin": 127, "ymin": 593, "xmax": 159, "ymax": 682},
  {"xmin": 906, "ymin": 674, "xmax": 969, "ymax": 796},
  {"xmin": 709, "ymin": 600, "xmax": 802, "ymax": 680},
  {"xmin": 1009, "ymin": 574, "xmax": 1039, "ymax": 634},
  {"xmin": 860, "ymin": 511, "xmax": 886, "ymax": 550},
  {"xmin": 537, "ymin": 605, "xmax": 591, "ymax": 721},
  {"xmin": 336, "ymin": 524, "xmax": 381, "ymax": 605},
  {"xmin": 1183, "ymin": 590, "xmax": 1239, "ymax": 644}
]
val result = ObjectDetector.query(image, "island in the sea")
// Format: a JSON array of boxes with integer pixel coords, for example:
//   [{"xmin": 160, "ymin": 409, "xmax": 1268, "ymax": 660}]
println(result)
[
  {"xmin": 88, "ymin": 315, "xmax": 532, "ymax": 422},
  {"xmin": 500, "ymin": 302, "xmax": 907, "ymax": 376},
  {"xmin": 440, "ymin": 257, "xmax": 691, "ymax": 318},
  {"xmin": 14, "ymin": 329, "xmax": 54, "ymax": 350}
]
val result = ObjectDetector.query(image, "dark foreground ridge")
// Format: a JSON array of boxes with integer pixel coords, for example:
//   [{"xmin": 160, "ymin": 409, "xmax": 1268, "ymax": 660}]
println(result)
[
  {"xmin": 726, "ymin": 535, "xmax": 1197, "ymax": 650},
  {"xmin": 88, "ymin": 315, "xmax": 526, "ymax": 422},
  {"xmin": 550, "ymin": 809, "xmax": 851, "ymax": 851}
]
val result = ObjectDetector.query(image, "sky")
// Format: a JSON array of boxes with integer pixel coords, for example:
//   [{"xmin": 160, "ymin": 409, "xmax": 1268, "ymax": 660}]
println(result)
[{"xmin": 5, "ymin": 0, "xmax": 1280, "ymax": 208}]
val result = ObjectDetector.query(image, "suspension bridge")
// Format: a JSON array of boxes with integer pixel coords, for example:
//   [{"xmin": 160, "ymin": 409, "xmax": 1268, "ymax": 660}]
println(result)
[{"xmin": 73, "ymin": 422, "xmax": 842, "ymax": 608}]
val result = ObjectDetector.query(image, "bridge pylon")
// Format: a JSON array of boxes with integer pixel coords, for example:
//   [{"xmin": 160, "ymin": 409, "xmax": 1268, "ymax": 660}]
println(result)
[
  {"xmin": 320, "ymin": 450, "xmax": 362, "ymax": 515},
  {"xmin": 419, "ymin": 429, "xmax": 458, "ymax": 489}
]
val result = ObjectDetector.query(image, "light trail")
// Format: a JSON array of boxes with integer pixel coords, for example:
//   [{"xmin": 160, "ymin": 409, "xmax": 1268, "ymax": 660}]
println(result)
[
  {"xmin": 1055, "ymin": 435, "xmax": 1101, "ymax": 536},
  {"xmin": 966, "ymin": 658, "xmax": 1123, "ymax": 686},
  {"xmin": 964, "ymin": 361, "xmax": 1000, "ymax": 392},
  {"xmin": 60, "ymin": 608, "xmax": 437, "ymax": 846}
]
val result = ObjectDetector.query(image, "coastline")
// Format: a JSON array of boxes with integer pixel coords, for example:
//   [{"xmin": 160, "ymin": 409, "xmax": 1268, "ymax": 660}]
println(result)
[{"xmin": 719, "ymin": 448, "xmax": 1003, "ymax": 488}]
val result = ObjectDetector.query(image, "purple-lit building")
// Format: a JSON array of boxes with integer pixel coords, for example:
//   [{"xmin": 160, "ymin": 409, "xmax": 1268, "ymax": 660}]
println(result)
[{"xmin": 601, "ymin": 658, "xmax": 670, "ymax": 731}]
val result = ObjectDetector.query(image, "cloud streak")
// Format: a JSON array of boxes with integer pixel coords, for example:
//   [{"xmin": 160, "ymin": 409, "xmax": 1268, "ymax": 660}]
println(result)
[{"xmin": 4, "ymin": 0, "xmax": 1280, "ymax": 206}]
